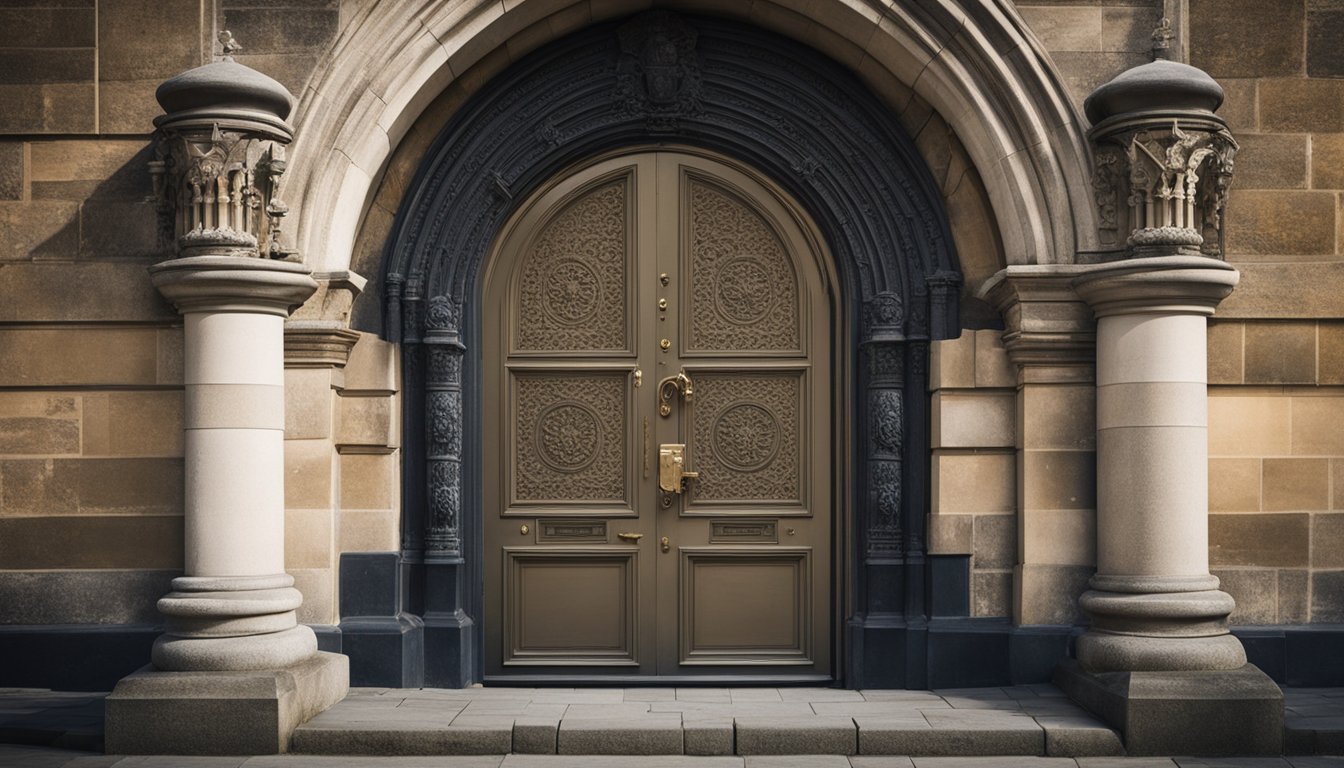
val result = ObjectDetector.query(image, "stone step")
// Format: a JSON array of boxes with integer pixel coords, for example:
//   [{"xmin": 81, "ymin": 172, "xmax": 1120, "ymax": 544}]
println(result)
[{"xmin": 291, "ymin": 694, "xmax": 1125, "ymax": 757}]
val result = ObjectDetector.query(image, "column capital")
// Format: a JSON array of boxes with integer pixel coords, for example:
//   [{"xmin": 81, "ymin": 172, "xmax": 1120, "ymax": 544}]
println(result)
[
  {"xmin": 1072, "ymin": 255, "xmax": 1238, "ymax": 318},
  {"xmin": 150, "ymin": 255, "xmax": 318, "ymax": 317}
]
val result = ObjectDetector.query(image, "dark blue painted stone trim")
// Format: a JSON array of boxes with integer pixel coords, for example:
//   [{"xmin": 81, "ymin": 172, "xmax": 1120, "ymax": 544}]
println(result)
[
  {"xmin": 379, "ymin": 11, "xmax": 965, "ymax": 688},
  {"xmin": 9, "ymin": 622, "xmax": 1344, "ymax": 691}
]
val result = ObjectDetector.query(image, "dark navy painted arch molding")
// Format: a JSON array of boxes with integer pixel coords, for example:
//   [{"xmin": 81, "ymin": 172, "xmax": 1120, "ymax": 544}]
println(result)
[
  {"xmin": 383, "ymin": 12, "xmax": 963, "ymax": 345},
  {"xmin": 375, "ymin": 10, "xmax": 966, "ymax": 689}
]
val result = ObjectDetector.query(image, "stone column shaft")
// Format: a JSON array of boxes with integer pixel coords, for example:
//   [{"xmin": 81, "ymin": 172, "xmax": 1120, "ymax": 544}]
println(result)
[
  {"xmin": 184, "ymin": 310, "xmax": 286, "ymax": 577},
  {"xmin": 150, "ymin": 256, "xmax": 319, "ymax": 672},
  {"xmin": 1072, "ymin": 256, "xmax": 1244, "ymax": 672}
]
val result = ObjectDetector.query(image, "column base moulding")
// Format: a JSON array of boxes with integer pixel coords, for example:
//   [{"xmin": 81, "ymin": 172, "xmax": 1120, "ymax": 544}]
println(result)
[
  {"xmin": 104, "ymin": 651, "xmax": 349, "ymax": 755},
  {"xmin": 1054, "ymin": 659, "xmax": 1283, "ymax": 756}
]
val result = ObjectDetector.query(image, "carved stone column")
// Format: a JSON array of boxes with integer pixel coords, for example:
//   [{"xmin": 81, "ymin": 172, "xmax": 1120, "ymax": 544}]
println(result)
[
  {"xmin": 1053, "ymin": 52, "xmax": 1282, "ymax": 757},
  {"xmin": 105, "ymin": 34, "xmax": 348, "ymax": 756}
]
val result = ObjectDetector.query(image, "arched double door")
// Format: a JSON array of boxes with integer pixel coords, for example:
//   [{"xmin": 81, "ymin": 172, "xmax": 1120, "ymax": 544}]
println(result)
[{"xmin": 481, "ymin": 150, "xmax": 834, "ymax": 680}]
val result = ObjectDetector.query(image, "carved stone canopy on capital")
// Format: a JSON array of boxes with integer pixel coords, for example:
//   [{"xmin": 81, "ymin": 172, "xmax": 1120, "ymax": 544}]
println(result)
[
  {"xmin": 151, "ymin": 36, "xmax": 299, "ymax": 262},
  {"xmin": 1085, "ymin": 60, "xmax": 1236, "ymax": 258}
]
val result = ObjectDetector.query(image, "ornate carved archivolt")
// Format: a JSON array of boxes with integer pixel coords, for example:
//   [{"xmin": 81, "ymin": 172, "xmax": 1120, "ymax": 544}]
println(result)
[{"xmin": 385, "ymin": 12, "xmax": 962, "ymax": 563}]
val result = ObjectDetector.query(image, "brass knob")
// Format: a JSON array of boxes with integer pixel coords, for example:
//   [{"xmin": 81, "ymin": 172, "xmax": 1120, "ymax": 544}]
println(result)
[
  {"xmin": 660, "ymin": 536, "xmax": 671, "ymax": 553},
  {"xmin": 520, "ymin": 524, "xmax": 530, "ymax": 535}
]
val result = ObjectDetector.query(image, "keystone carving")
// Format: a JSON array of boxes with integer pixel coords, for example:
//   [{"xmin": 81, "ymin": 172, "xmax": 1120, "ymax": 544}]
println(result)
[{"xmin": 614, "ymin": 10, "xmax": 703, "ymax": 130}]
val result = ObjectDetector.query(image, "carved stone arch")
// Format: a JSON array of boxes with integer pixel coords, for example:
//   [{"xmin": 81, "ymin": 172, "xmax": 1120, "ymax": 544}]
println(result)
[
  {"xmin": 286, "ymin": 0, "xmax": 1096, "ymax": 280},
  {"xmin": 381, "ymin": 11, "xmax": 962, "ymax": 689}
]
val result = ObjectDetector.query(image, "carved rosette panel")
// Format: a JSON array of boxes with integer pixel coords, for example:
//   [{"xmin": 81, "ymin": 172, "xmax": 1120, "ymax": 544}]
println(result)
[
  {"xmin": 516, "ymin": 178, "xmax": 630, "ymax": 352},
  {"xmin": 686, "ymin": 178, "xmax": 800, "ymax": 353},
  {"xmin": 690, "ymin": 371, "xmax": 801, "ymax": 503},
  {"xmin": 513, "ymin": 371, "xmax": 628, "ymax": 503}
]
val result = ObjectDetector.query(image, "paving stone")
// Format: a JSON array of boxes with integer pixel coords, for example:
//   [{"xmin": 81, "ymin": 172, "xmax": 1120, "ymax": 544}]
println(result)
[
  {"xmin": 860, "ymin": 691, "xmax": 953, "ymax": 705},
  {"xmin": 856, "ymin": 716, "xmax": 1042, "ymax": 756},
  {"xmin": 290, "ymin": 723, "xmax": 512, "ymax": 755},
  {"xmin": 557, "ymin": 718, "xmax": 683, "ymax": 755},
  {"xmin": 1076, "ymin": 760, "xmax": 1179, "ymax": 768},
  {"xmin": 561, "ymin": 702, "xmax": 654, "ymax": 718},
  {"xmin": 744, "ymin": 757, "xmax": 852, "ymax": 767},
  {"xmin": 684, "ymin": 718, "xmax": 734, "ymax": 756},
  {"xmin": 778, "ymin": 688, "xmax": 865, "ymax": 703},
  {"xmin": 501, "ymin": 757, "xmax": 741, "ymax": 767},
  {"xmin": 730, "ymin": 689, "xmax": 784, "ymax": 702},
  {"xmin": 244, "ymin": 758, "xmax": 503, "ymax": 767},
  {"xmin": 676, "ymin": 688, "xmax": 732, "ymax": 703},
  {"xmin": 849, "ymin": 758, "xmax": 918, "ymax": 767},
  {"xmin": 735, "ymin": 716, "xmax": 856, "ymax": 755},
  {"xmin": 1036, "ymin": 716, "xmax": 1124, "ymax": 757},
  {"xmin": 511, "ymin": 718, "xmax": 557, "ymax": 754},
  {"xmin": 813, "ymin": 702, "xmax": 943, "ymax": 716},
  {"xmin": 625, "ymin": 689, "xmax": 678, "ymax": 702},
  {"xmin": 910, "ymin": 759, "xmax": 1076, "ymax": 768}
]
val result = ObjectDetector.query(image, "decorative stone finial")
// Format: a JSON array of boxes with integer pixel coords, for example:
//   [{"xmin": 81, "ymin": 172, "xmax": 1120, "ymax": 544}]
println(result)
[
  {"xmin": 218, "ymin": 29, "xmax": 241, "ymax": 61},
  {"xmin": 1085, "ymin": 59, "xmax": 1237, "ymax": 258},
  {"xmin": 150, "ymin": 50, "xmax": 297, "ymax": 260},
  {"xmin": 1151, "ymin": 17, "xmax": 1174, "ymax": 61}
]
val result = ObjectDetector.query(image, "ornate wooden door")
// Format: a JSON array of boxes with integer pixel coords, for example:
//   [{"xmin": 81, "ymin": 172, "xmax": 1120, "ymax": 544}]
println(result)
[{"xmin": 482, "ymin": 150, "xmax": 832, "ymax": 680}]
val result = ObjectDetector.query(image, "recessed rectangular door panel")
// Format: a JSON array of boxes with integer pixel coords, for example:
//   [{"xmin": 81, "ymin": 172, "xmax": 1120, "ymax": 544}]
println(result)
[
  {"xmin": 685, "ymin": 368, "xmax": 807, "ymax": 511},
  {"xmin": 679, "ymin": 548, "xmax": 811, "ymax": 664},
  {"xmin": 508, "ymin": 369, "xmax": 633, "ymax": 513},
  {"xmin": 503, "ymin": 548, "xmax": 639, "ymax": 665}
]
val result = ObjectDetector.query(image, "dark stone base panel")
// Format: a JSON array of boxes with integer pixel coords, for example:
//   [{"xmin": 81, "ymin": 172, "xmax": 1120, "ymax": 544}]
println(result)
[
  {"xmin": 847, "ymin": 619, "xmax": 1079, "ymax": 689},
  {"xmin": 1234, "ymin": 625, "xmax": 1344, "ymax": 686},
  {"xmin": 1053, "ymin": 659, "xmax": 1284, "ymax": 756},
  {"xmin": 0, "ymin": 625, "xmax": 157, "ymax": 691}
]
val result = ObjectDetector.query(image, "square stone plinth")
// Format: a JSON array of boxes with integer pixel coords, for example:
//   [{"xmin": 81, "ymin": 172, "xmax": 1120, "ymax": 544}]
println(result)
[
  {"xmin": 105, "ymin": 651, "xmax": 349, "ymax": 755},
  {"xmin": 1054, "ymin": 659, "xmax": 1283, "ymax": 756}
]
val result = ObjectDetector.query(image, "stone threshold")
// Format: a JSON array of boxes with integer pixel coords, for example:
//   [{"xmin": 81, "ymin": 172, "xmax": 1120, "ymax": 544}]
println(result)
[{"xmin": 291, "ymin": 685, "xmax": 1124, "ymax": 757}]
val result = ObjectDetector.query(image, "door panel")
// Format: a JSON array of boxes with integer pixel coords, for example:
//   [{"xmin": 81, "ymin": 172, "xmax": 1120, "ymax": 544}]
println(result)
[
  {"xmin": 508, "ymin": 369, "xmax": 633, "ymax": 511},
  {"xmin": 682, "ymin": 175, "xmax": 802, "ymax": 355},
  {"xmin": 680, "ymin": 548, "xmax": 811, "ymax": 664},
  {"xmin": 503, "ymin": 547, "xmax": 640, "ymax": 665},
  {"xmin": 484, "ymin": 150, "xmax": 831, "ymax": 681},
  {"xmin": 685, "ymin": 368, "xmax": 806, "ymax": 509}
]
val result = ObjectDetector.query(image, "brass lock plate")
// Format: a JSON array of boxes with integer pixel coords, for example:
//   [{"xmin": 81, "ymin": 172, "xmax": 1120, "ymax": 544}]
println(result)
[{"xmin": 658, "ymin": 443, "xmax": 699, "ymax": 493}]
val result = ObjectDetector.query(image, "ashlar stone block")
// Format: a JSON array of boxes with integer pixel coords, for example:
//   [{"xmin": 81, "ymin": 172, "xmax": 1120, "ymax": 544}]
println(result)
[
  {"xmin": 1209, "ymin": 513, "xmax": 1310, "ymax": 568},
  {"xmin": 932, "ymin": 391, "xmax": 1015, "ymax": 449},
  {"xmin": 1244, "ymin": 321, "xmax": 1317, "ymax": 385},
  {"xmin": 1226, "ymin": 190, "xmax": 1337, "ymax": 256},
  {"xmin": 1190, "ymin": 0, "xmax": 1304, "ymax": 78},
  {"xmin": 1291, "ymin": 395, "xmax": 1344, "ymax": 454},
  {"xmin": 1234, "ymin": 133, "xmax": 1309, "ymax": 190},
  {"xmin": 1263, "ymin": 458, "xmax": 1328, "ymax": 512},
  {"xmin": 1208, "ymin": 394, "xmax": 1291, "ymax": 456}
]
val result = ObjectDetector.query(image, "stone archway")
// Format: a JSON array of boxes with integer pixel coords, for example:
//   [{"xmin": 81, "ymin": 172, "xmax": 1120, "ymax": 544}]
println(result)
[
  {"xmin": 377, "ymin": 10, "xmax": 964, "ymax": 688},
  {"xmin": 283, "ymin": 0, "xmax": 1097, "ymax": 282}
]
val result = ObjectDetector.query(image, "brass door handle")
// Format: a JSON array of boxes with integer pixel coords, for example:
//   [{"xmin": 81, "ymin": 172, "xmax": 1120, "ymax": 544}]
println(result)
[
  {"xmin": 616, "ymin": 532, "xmax": 644, "ymax": 542},
  {"xmin": 658, "ymin": 370, "xmax": 693, "ymax": 417},
  {"xmin": 658, "ymin": 443, "xmax": 699, "ymax": 493}
]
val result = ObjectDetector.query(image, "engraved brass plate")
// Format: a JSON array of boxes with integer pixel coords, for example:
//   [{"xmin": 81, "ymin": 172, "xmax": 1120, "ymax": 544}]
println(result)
[
  {"xmin": 709, "ymin": 519, "xmax": 779, "ymax": 544},
  {"xmin": 537, "ymin": 519, "xmax": 608, "ymax": 544}
]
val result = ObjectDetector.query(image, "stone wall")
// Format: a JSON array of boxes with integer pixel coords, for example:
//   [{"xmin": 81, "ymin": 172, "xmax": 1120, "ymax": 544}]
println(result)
[
  {"xmin": 1192, "ymin": 0, "xmax": 1344, "ymax": 625},
  {"xmin": 2, "ymin": 0, "xmax": 1341, "ymax": 645}
]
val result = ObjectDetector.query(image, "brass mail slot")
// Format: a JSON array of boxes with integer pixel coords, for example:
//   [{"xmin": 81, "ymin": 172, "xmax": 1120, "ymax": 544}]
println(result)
[
  {"xmin": 537, "ymin": 519, "xmax": 608, "ymax": 544},
  {"xmin": 709, "ymin": 519, "xmax": 779, "ymax": 544}
]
